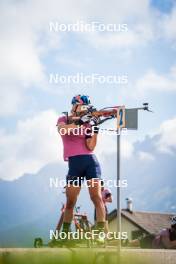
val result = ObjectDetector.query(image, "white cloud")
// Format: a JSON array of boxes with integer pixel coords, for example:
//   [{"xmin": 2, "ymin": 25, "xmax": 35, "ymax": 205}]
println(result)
[
  {"xmin": 127, "ymin": 117, "xmax": 176, "ymax": 159},
  {"xmin": 0, "ymin": 84, "xmax": 24, "ymax": 116},
  {"xmin": 0, "ymin": 2, "xmax": 47, "ymax": 116},
  {"xmin": 121, "ymin": 138, "xmax": 134, "ymax": 159},
  {"xmin": 162, "ymin": 6, "xmax": 176, "ymax": 43},
  {"xmin": 0, "ymin": 30, "xmax": 46, "ymax": 115},
  {"xmin": 138, "ymin": 151, "xmax": 155, "ymax": 161},
  {"xmin": 57, "ymin": 56, "xmax": 84, "ymax": 68},
  {"xmin": 0, "ymin": 33, "xmax": 45, "ymax": 84},
  {"xmin": 96, "ymin": 134, "xmax": 116, "ymax": 156},
  {"xmin": 135, "ymin": 66, "xmax": 176, "ymax": 95},
  {"xmin": 96, "ymin": 133, "xmax": 134, "ymax": 159},
  {"xmin": 128, "ymin": 117, "xmax": 176, "ymax": 157},
  {"xmin": 0, "ymin": 0, "xmax": 176, "ymax": 116},
  {"xmin": 85, "ymin": 31, "xmax": 140, "ymax": 50},
  {"xmin": 0, "ymin": 110, "xmax": 63, "ymax": 180},
  {"xmin": 81, "ymin": 0, "xmax": 156, "ymax": 50},
  {"xmin": 156, "ymin": 117, "xmax": 176, "ymax": 154}
]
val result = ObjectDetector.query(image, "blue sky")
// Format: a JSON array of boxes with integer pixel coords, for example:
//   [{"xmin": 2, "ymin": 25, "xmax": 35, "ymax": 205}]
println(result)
[
  {"xmin": 151, "ymin": 0, "xmax": 174, "ymax": 13},
  {"xmin": 0, "ymin": 0, "xmax": 176, "ymax": 182}
]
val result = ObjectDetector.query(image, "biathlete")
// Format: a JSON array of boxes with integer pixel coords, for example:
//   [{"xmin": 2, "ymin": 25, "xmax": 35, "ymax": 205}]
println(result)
[{"xmin": 57, "ymin": 95, "xmax": 106, "ymax": 242}]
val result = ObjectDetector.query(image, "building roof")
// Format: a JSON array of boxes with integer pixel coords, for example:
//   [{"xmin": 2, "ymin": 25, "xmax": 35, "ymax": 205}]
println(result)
[{"xmin": 108, "ymin": 209, "xmax": 175, "ymax": 234}]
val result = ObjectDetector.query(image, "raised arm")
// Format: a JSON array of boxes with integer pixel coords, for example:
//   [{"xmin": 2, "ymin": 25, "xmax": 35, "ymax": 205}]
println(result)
[
  {"xmin": 85, "ymin": 133, "xmax": 98, "ymax": 151},
  {"xmin": 85, "ymin": 127, "xmax": 99, "ymax": 151}
]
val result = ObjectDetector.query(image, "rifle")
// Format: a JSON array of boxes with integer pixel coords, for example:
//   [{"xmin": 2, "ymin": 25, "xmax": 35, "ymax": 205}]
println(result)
[
  {"xmin": 63, "ymin": 106, "xmax": 118, "ymax": 126},
  {"xmin": 62, "ymin": 103, "xmax": 152, "ymax": 127}
]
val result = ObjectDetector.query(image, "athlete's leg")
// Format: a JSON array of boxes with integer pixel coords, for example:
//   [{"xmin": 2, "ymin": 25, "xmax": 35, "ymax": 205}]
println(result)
[
  {"xmin": 85, "ymin": 155, "xmax": 105, "ymax": 234},
  {"xmin": 63, "ymin": 155, "xmax": 82, "ymax": 231},
  {"xmin": 63, "ymin": 184, "xmax": 81, "ymax": 223},
  {"xmin": 88, "ymin": 179, "xmax": 105, "ymax": 223},
  {"xmin": 61, "ymin": 184, "xmax": 81, "ymax": 235}
]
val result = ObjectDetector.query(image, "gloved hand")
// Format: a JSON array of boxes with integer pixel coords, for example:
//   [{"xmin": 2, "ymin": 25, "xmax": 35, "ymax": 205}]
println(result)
[
  {"xmin": 80, "ymin": 114, "xmax": 92, "ymax": 123},
  {"xmin": 90, "ymin": 116, "xmax": 100, "ymax": 134},
  {"xmin": 75, "ymin": 114, "xmax": 92, "ymax": 125},
  {"xmin": 89, "ymin": 116, "xmax": 100, "ymax": 126}
]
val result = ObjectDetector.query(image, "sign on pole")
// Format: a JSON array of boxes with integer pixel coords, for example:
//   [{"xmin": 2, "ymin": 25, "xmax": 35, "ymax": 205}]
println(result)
[
  {"xmin": 125, "ymin": 109, "xmax": 138, "ymax": 130},
  {"xmin": 117, "ymin": 106, "xmax": 126, "ymax": 129}
]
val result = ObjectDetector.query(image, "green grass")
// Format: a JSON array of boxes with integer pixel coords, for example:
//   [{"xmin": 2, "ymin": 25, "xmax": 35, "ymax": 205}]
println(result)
[{"xmin": 0, "ymin": 248, "xmax": 171, "ymax": 264}]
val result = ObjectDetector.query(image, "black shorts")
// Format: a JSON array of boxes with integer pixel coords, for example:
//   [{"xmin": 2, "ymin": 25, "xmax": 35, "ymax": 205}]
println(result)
[{"xmin": 67, "ymin": 154, "xmax": 101, "ymax": 186}]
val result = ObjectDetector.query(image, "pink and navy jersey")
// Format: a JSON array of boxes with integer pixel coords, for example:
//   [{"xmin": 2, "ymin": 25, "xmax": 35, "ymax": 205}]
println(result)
[{"xmin": 57, "ymin": 116, "xmax": 93, "ymax": 161}]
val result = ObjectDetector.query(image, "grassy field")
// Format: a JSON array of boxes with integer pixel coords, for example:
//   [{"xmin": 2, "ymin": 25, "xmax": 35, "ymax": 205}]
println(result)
[{"xmin": 1, "ymin": 248, "xmax": 176, "ymax": 264}]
